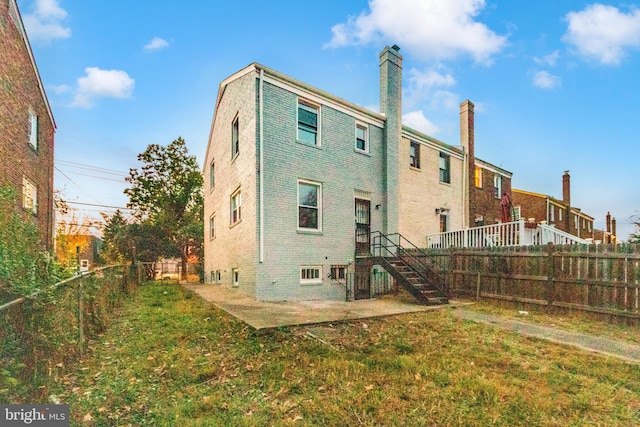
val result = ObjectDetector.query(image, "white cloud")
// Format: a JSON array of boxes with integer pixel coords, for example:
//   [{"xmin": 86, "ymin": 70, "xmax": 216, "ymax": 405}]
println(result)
[
  {"xmin": 405, "ymin": 67, "xmax": 458, "ymax": 111},
  {"xmin": 47, "ymin": 83, "xmax": 71, "ymax": 94},
  {"xmin": 533, "ymin": 70, "xmax": 561, "ymax": 89},
  {"xmin": 533, "ymin": 50, "xmax": 560, "ymax": 67},
  {"xmin": 71, "ymin": 67, "xmax": 135, "ymax": 108},
  {"xmin": 563, "ymin": 4, "xmax": 640, "ymax": 65},
  {"xmin": 144, "ymin": 37, "xmax": 170, "ymax": 51},
  {"xmin": 326, "ymin": 0, "xmax": 508, "ymax": 64},
  {"xmin": 22, "ymin": 0, "xmax": 71, "ymax": 43},
  {"xmin": 402, "ymin": 110, "xmax": 440, "ymax": 135}
]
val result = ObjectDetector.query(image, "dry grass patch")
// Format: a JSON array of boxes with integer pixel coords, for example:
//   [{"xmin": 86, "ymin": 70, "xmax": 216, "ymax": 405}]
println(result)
[{"xmin": 48, "ymin": 283, "xmax": 640, "ymax": 426}]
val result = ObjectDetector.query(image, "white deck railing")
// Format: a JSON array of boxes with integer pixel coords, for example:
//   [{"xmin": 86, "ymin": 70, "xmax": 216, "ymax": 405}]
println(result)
[{"xmin": 425, "ymin": 219, "xmax": 590, "ymax": 249}]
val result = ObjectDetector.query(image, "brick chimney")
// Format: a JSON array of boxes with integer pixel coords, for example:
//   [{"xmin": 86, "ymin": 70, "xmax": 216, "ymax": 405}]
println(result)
[
  {"xmin": 562, "ymin": 171, "xmax": 571, "ymax": 206},
  {"xmin": 460, "ymin": 100, "xmax": 475, "ymax": 227},
  {"xmin": 612, "ymin": 217, "xmax": 617, "ymax": 242},
  {"xmin": 606, "ymin": 211, "xmax": 611, "ymax": 233},
  {"xmin": 380, "ymin": 45, "xmax": 402, "ymax": 234}
]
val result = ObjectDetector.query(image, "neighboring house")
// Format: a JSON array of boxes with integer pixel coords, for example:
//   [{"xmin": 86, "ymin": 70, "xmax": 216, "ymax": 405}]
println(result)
[
  {"xmin": 593, "ymin": 212, "xmax": 617, "ymax": 244},
  {"xmin": 56, "ymin": 234, "xmax": 102, "ymax": 271},
  {"xmin": 203, "ymin": 45, "xmax": 512, "ymax": 302},
  {"xmin": 0, "ymin": 0, "xmax": 56, "ymax": 251},
  {"xmin": 512, "ymin": 171, "xmax": 597, "ymax": 240}
]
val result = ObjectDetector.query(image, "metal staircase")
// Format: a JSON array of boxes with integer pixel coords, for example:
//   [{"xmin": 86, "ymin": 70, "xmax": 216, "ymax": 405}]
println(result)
[{"xmin": 370, "ymin": 232, "xmax": 448, "ymax": 306}]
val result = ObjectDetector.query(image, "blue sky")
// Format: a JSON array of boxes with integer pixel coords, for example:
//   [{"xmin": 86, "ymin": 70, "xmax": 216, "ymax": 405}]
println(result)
[{"xmin": 19, "ymin": 0, "xmax": 640, "ymax": 240}]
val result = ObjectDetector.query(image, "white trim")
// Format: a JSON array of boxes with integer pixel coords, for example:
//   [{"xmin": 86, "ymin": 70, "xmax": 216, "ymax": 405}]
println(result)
[
  {"xmin": 355, "ymin": 121, "xmax": 369, "ymax": 153},
  {"xmin": 297, "ymin": 179, "xmax": 322, "ymax": 232},
  {"xmin": 209, "ymin": 213, "xmax": 216, "ymax": 240},
  {"xmin": 300, "ymin": 265, "xmax": 323, "ymax": 285},
  {"xmin": 296, "ymin": 98, "xmax": 321, "ymax": 147},
  {"xmin": 230, "ymin": 188, "xmax": 241, "ymax": 225},
  {"xmin": 231, "ymin": 268, "xmax": 239, "ymax": 287}
]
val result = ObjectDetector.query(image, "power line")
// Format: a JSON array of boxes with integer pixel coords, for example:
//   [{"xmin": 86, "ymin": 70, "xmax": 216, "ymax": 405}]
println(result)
[
  {"xmin": 56, "ymin": 169, "xmax": 126, "ymax": 183},
  {"xmin": 56, "ymin": 159, "xmax": 129, "ymax": 176},
  {"xmin": 66, "ymin": 201, "xmax": 133, "ymax": 210}
]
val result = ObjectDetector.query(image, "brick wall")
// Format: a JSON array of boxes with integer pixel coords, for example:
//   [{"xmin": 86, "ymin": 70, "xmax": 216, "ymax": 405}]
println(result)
[
  {"xmin": 469, "ymin": 166, "xmax": 512, "ymax": 226},
  {"xmin": 398, "ymin": 136, "xmax": 464, "ymax": 244},
  {"xmin": 0, "ymin": 0, "xmax": 55, "ymax": 251},
  {"xmin": 203, "ymin": 70, "xmax": 258, "ymax": 296}
]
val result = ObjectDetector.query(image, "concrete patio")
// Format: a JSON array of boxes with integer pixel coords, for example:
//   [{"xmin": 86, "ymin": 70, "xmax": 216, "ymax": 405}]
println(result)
[{"xmin": 182, "ymin": 283, "xmax": 461, "ymax": 330}]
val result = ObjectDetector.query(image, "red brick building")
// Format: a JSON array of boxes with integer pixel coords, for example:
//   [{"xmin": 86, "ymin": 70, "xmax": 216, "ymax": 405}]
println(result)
[
  {"xmin": 511, "ymin": 171, "xmax": 614, "ymax": 242},
  {"xmin": 0, "ymin": 0, "xmax": 56, "ymax": 250}
]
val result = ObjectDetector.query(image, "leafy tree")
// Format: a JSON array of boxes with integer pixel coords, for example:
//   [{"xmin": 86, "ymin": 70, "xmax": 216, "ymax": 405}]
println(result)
[
  {"xmin": 630, "ymin": 215, "xmax": 640, "ymax": 244},
  {"xmin": 124, "ymin": 137, "xmax": 203, "ymax": 279},
  {"xmin": 0, "ymin": 187, "xmax": 56, "ymax": 297}
]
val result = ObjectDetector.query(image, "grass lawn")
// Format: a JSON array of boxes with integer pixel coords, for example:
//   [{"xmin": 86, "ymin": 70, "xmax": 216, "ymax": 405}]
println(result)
[{"xmin": 49, "ymin": 283, "xmax": 640, "ymax": 426}]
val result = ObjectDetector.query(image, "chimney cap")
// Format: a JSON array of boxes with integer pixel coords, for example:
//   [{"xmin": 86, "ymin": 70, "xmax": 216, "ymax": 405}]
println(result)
[
  {"xmin": 391, "ymin": 44, "xmax": 400, "ymax": 52},
  {"xmin": 564, "ymin": 170, "xmax": 570, "ymax": 175}
]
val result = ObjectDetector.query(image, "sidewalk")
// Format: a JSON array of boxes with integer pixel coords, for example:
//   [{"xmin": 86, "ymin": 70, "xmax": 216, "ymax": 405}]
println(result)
[{"xmin": 452, "ymin": 309, "xmax": 640, "ymax": 364}]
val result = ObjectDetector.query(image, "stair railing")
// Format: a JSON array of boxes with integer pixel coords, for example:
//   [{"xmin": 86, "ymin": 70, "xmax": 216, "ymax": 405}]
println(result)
[{"xmin": 371, "ymin": 231, "xmax": 448, "ymax": 296}]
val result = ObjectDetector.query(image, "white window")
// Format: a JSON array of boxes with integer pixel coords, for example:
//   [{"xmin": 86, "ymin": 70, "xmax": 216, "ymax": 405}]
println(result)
[
  {"xmin": 210, "ymin": 271, "xmax": 216, "ymax": 283},
  {"xmin": 22, "ymin": 177, "xmax": 37, "ymax": 214},
  {"xmin": 494, "ymin": 174, "xmax": 502, "ymax": 199},
  {"xmin": 409, "ymin": 141, "xmax": 420, "ymax": 168},
  {"xmin": 355, "ymin": 122, "xmax": 368, "ymax": 153},
  {"xmin": 216, "ymin": 270, "xmax": 221, "ymax": 282},
  {"xmin": 297, "ymin": 100, "xmax": 319, "ymax": 146},
  {"xmin": 330, "ymin": 265, "xmax": 347, "ymax": 280},
  {"xmin": 574, "ymin": 214, "xmax": 578, "ymax": 230},
  {"xmin": 232, "ymin": 115, "xmax": 239, "ymax": 158},
  {"xmin": 298, "ymin": 180, "xmax": 321, "ymax": 231},
  {"xmin": 439, "ymin": 153, "xmax": 450, "ymax": 183},
  {"xmin": 300, "ymin": 266, "xmax": 322, "ymax": 284},
  {"xmin": 28, "ymin": 110, "xmax": 38, "ymax": 149},
  {"xmin": 230, "ymin": 189, "xmax": 241, "ymax": 225},
  {"xmin": 209, "ymin": 214, "xmax": 216, "ymax": 240},
  {"xmin": 559, "ymin": 209, "xmax": 563, "ymax": 221},
  {"xmin": 232, "ymin": 268, "xmax": 239, "ymax": 287},
  {"xmin": 209, "ymin": 160, "xmax": 215, "ymax": 189},
  {"xmin": 549, "ymin": 206, "xmax": 555, "ymax": 222}
]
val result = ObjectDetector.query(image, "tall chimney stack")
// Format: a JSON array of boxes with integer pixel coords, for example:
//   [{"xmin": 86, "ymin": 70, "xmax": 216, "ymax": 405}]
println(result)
[
  {"xmin": 612, "ymin": 217, "xmax": 617, "ymax": 243},
  {"xmin": 606, "ymin": 212, "xmax": 611, "ymax": 233},
  {"xmin": 562, "ymin": 171, "xmax": 571, "ymax": 206},
  {"xmin": 460, "ymin": 100, "xmax": 475, "ymax": 227},
  {"xmin": 379, "ymin": 45, "xmax": 402, "ymax": 234}
]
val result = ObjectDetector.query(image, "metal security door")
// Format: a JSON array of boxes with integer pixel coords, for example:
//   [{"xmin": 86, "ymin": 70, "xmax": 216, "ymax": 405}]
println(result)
[{"xmin": 355, "ymin": 199, "xmax": 371, "ymax": 255}]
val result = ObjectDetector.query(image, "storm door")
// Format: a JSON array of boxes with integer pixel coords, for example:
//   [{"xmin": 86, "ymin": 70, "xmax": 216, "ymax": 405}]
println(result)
[{"xmin": 355, "ymin": 198, "xmax": 371, "ymax": 255}]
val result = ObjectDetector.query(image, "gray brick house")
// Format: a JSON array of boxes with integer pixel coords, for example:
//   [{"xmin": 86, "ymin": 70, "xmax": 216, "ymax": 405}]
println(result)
[{"xmin": 203, "ymin": 46, "xmax": 511, "ymax": 302}]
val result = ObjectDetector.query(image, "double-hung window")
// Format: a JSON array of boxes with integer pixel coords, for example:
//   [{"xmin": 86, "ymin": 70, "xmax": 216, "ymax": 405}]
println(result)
[
  {"xmin": 300, "ymin": 266, "xmax": 322, "ymax": 284},
  {"xmin": 209, "ymin": 160, "xmax": 215, "ymax": 190},
  {"xmin": 231, "ymin": 115, "xmax": 239, "ymax": 158},
  {"xmin": 28, "ymin": 110, "xmax": 38, "ymax": 149},
  {"xmin": 297, "ymin": 100, "xmax": 319, "ymax": 146},
  {"xmin": 298, "ymin": 180, "xmax": 321, "ymax": 231},
  {"xmin": 355, "ymin": 122, "xmax": 368, "ymax": 153},
  {"xmin": 494, "ymin": 174, "xmax": 502, "ymax": 199},
  {"xmin": 230, "ymin": 189, "xmax": 241, "ymax": 225},
  {"xmin": 22, "ymin": 177, "xmax": 37, "ymax": 214},
  {"xmin": 410, "ymin": 141, "xmax": 420, "ymax": 168},
  {"xmin": 439, "ymin": 153, "xmax": 450, "ymax": 183},
  {"xmin": 209, "ymin": 214, "xmax": 216, "ymax": 240}
]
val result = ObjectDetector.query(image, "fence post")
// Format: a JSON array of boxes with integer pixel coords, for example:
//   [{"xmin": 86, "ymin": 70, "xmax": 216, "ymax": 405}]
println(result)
[
  {"xmin": 546, "ymin": 243, "xmax": 555, "ymax": 311},
  {"xmin": 78, "ymin": 276, "xmax": 84, "ymax": 354}
]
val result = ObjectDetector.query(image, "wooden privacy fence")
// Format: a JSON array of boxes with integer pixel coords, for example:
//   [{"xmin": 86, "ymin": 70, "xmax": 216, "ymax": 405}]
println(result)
[{"xmin": 425, "ymin": 244, "xmax": 640, "ymax": 321}]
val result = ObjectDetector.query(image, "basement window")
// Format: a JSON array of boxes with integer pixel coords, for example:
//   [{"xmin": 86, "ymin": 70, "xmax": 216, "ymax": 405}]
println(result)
[{"xmin": 300, "ymin": 266, "xmax": 322, "ymax": 285}]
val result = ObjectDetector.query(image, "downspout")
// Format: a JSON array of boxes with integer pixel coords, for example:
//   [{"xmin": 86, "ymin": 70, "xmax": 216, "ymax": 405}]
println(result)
[
  {"xmin": 259, "ymin": 68, "xmax": 265, "ymax": 263},
  {"xmin": 461, "ymin": 150, "xmax": 467, "ymax": 229}
]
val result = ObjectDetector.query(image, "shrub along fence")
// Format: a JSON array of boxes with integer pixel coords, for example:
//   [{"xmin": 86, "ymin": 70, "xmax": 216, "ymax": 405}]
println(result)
[
  {"xmin": 0, "ymin": 265, "xmax": 140, "ymax": 402},
  {"xmin": 425, "ymin": 244, "xmax": 640, "ymax": 323}
]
